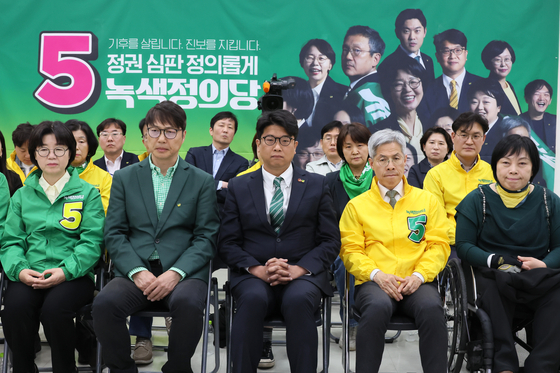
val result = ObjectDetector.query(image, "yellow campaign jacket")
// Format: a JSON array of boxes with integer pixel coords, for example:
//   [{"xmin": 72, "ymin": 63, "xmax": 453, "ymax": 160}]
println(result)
[
  {"xmin": 138, "ymin": 151, "xmax": 149, "ymax": 162},
  {"xmin": 340, "ymin": 176, "xmax": 450, "ymax": 285},
  {"xmin": 77, "ymin": 161, "xmax": 112, "ymax": 214},
  {"xmin": 423, "ymin": 151, "xmax": 494, "ymax": 245},
  {"xmin": 6, "ymin": 150, "xmax": 37, "ymax": 184},
  {"xmin": 237, "ymin": 160, "xmax": 261, "ymax": 176}
]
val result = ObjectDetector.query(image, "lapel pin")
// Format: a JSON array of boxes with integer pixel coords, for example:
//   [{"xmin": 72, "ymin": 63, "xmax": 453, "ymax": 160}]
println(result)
[
  {"xmin": 298, "ymin": 178, "xmax": 305, "ymax": 183},
  {"xmin": 177, "ymin": 203, "xmax": 181, "ymax": 207}
]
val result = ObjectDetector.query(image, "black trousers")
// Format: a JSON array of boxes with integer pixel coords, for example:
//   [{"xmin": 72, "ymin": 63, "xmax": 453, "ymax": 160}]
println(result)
[
  {"xmin": 92, "ymin": 267, "xmax": 207, "ymax": 373},
  {"xmin": 1, "ymin": 277, "xmax": 94, "ymax": 373},
  {"xmin": 231, "ymin": 277, "xmax": 322, "ymax": 373},
  {"xmin": 354, "ymin": 281, "xmax": 447, "ymax": 373},
  {"xmin": 474, "ymin": 268, "xmax": 560, "ymax": 373}
]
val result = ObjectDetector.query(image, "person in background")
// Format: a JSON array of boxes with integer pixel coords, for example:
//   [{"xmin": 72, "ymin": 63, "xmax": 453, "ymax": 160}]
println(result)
[
  {"xmin": 64, "ymin": 120, "xmax": 112, "ymax": 214},
  {"xmin": 481, "ymin": 40, "xmax": 521, "ymax": 116},
  {"xmin": 520, "ymin": 79, "xmax": 556, "ymax": 154},
  {"xmin": 138, "ymin": 118, "xmax": 150, "ymax": 161},
  {"xmin": 0, "ymin": 130, "xmax": 23, "ymax": 196},
  {"xmin": 7, "ymin": 122, "xmax": 36, "ymax": 183},
  {"xmin": 306, "ymin": 121, "xmax": 344, "ymax": 175},
  {"xmin": 93, "ymin": 118, "xmax": 139, "ymax": 176},
  {"xmin": 408, "ymin": 127, "xmax": 452, "ymax": 188},
  {"xmin": 325, "ymin": 122, "xmax": 373, "ymax": 351},
  {"xmin": 427, "ymin": 106, "xmax": 459, "ymax": 136}
]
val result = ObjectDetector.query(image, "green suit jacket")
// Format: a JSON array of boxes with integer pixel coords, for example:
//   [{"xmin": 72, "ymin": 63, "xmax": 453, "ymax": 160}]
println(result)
[{"xmin": 104, "ymin": 157, "xmax": 219, "ymax": 283}]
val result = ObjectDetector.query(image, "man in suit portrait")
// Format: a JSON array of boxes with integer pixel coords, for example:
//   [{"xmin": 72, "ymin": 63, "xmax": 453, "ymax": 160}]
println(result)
[
  {"xmin": 341, "ymin": 25, "xmax": 391, "ymax": 128},
  {"xmin": 92, "ymin": 100, "xmax": 220, "ymax": 373},
  {"xmin": 521, "ymin": 79, "xmax": 557, "ymax": 154},
  {"xmin": 185, "ymin": 111, "xmax": 249, "ymax": 214},
  {"xmin": 93, "ymin": 118, "xmax": 139, "ymax": 176},
  {"xmin": 378, "ymin": 9, "xmax": 435, "ymax": 86},
  {"xmin": 219, "ymin": 110, "xmax": 340, "ymax": 373},
  {"xmin": 424, "ymin": 29, "xmax": 481, "ymax": 118}
]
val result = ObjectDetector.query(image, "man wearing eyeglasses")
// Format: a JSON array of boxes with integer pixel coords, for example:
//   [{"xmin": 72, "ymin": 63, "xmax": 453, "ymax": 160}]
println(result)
[
  {"xmin": 93, "ymin": 100, "xmax": 220, "ymax": 373},
  {"xmin": 341, "ymin": 25, "xmax": 391, "ymax": 128},
  {"xmin": 94, "ymin": 118, "xmax": 139, "ymax": 176},
  {"xmin": 423, "ymin": 29, "xmax": 481, "ymax": 118},
  {"xmin": 219, "ymin": 110, "xmax": 340, "ymax": 373},
  {"xmin": 424, "ymin": 112, "xmax": 494, "ymax": 251}
]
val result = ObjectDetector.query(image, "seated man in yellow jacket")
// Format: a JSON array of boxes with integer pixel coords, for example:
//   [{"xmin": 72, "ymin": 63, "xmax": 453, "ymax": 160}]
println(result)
[
  {"xmin": 7, "ymin": 122, "xmax": 37, "ymax": 183},
  {"xmin": 340, "ymin": 129, "xmax": 450, "ymax": 373},
  {"xmin": 423, "ymin": 112, "xmax": 495, "ymax": 251}
]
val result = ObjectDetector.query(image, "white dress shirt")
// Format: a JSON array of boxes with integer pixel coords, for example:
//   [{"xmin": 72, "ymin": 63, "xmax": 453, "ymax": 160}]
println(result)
[
  {"xmin": 104, "ymin": 150, "xmax": 124, "ymax": 176},
  {"xmin": 262, "ymin": 164, "xmax": 293, "ymax": 223},
  {"xmin": 442, "ymin": 68, "xmax": 466, "ymax": 102}
]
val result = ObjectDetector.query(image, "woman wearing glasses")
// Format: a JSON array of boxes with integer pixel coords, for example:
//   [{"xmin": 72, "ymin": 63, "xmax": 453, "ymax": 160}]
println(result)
[
  {"xmin": 481, "ymin": 40, "xmax": 521, "ymax": 116},
  {"xmin": 0, "ymin": 121, "xmax": 104, "ymax": 373},
  {"xmin": 375, "ymin": 57, "xmax": 428, "ymax": 166}
]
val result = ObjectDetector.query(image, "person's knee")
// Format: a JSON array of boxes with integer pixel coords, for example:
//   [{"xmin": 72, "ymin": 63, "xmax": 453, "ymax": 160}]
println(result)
[{"xmin": 234, "ymin": 286, "xmax": 269, "ymax": 314}]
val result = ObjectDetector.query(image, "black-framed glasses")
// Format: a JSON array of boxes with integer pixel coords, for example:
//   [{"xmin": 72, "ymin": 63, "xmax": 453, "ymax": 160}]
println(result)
[
  {"xmin": 36, "ymin": 147, "xmax": 69, "ymax": 157},
  {"xmin": 439, "ymin": 47, "xmax": 465, "ymax": 57},
  {"xmin": 261, "ymin": 135, "xmax": 294, "ymax": 147},
  {"xmin": 393, "ymin": 79, "xmax": 422, "ymax": 92},
  {"xmin": 147, "ymin": 127, "xmax": 179, "ymax": 139}
]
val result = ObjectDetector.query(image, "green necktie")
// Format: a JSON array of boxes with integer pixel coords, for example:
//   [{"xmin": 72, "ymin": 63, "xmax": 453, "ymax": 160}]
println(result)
[
  {"xmin": 386, "ymin": 189, "xmax": 398, "ymax": 209},
  {"xmin": 270, "ymin": 177, "xmax": 284, "ymax": 234}
]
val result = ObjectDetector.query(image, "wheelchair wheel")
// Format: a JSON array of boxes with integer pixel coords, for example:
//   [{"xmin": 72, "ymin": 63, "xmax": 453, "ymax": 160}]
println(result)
[{"xmin": 440, "ymin": 258, "xmax": 468, "ymax": 373}]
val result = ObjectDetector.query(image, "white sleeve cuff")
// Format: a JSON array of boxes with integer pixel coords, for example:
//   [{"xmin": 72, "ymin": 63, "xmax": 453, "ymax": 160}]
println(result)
[
  {"xmin": 217, "ymin": 181, "xmax": 223, "ymax": 190},
  {"xmin": 412, "ymin": 272, "xmax": 425, "ymax": 283},
  {"xmin": 487, "ymin": 254, "xmax": 494, "ymax": 268},
  {"xmin": 370, "ymin": 269, "xmax": 380, "ymax": 281}
]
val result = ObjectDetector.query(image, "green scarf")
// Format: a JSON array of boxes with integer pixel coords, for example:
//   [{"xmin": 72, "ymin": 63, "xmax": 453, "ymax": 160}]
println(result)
[
  {"xmin": 339, "ymin": 162, "xmax": 373, "ymax": 199},
  {"xmin": 70, "ymin": 161, "xmax": 88, "ymax": 175}
]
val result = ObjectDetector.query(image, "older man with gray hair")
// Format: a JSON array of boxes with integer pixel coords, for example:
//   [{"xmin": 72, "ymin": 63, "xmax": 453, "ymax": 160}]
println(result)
[{"xmin": 339, "ymin": 129, "xmax": 450, "ymax": 372}]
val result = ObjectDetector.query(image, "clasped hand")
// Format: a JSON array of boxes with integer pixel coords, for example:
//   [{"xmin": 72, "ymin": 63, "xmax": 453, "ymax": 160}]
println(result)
[
  {"xmin": 373, "ymin": 271, "xmax": 422, "ymax": 301},
  {"xmin": 249, "ymin": 258, "xmax": 307, "ymax": 286},
  {"xmin": 19, "ymin": 268, "xmax": 66, "ymax": 289},
  {"xmin": 132, "ymin": 270, "xmax": 181, "ymax": 301}
]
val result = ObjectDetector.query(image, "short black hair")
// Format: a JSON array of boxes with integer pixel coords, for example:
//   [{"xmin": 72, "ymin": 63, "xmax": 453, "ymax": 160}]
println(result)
[
  {"xmin": 145, "ymin": 100, "xmax": 186, "ymax": 131},
  {"xmin": 452, "ymin": 112, "xmax": 489, "ymax": 134},
  {"xmin": 299, "ymin": 39, "xmax": 336, "ymax": 68},
  {"xmin": 138, "ymin": 118, "xmax": 146, "ymax": 136},
  {"xmin": 29, "ymin": 121, "xmax": 76, "ymax": 169},
  {"xmin": 428, "ymin": 106, "xmax": 459, "ymax": 127},
  {"xmin": 336, "ymin": 122, "xmax": 371, "ymax": 161},
  {"xmin": 97, "ymin": 118, "xmax": 127, "ymax": 136},
  {"xmin": 491, "ymin": 134, "xmax": 540, "ymax": 182},
  {"xmin": 433, "ymin": 29, "xmax": 467, "ymax": 51},
  {"xmin": 419, "ymin": 126, "xmax": 453, "ymax": 158},
  {"xmin": 320, "ymin": 121, "xmax": 343, "ymax": 139},
  {"xmin": 334, "ymin": 102, "xmax": 366, "ymax": 125},
  {"xmin": 395, "ymin": 9, "xmax": 426, "ymax": 30},
  {"xmin": 210, "ymin": 111, "xmax": 238, "ymax": 133},
  {"xmin": 64, "ymin": 119, "xmax": 98, "ymax": 162},
  {"xmin": 344, "ymin": 25, "xmax": 386, "ymax": 56},
  {"xmin": 378, "ymin": 57, "xmax": 425, "ymax": 109},
  {"xmin": 12, "ymin": 122, "xmax": 35, "ymax": 147},
  {"xmin": 280, "ymin": 76, "xmax": 314, "ymax": 120},
  {"xmin": 256, "ymin": 110, "xmax": 299, "ymax": 140},
  {"xmin": 467, "ymin": 78, "xmax": 505, "ymax": 108},
  {"xmin": 481, "ymin": 40, "xmax": 516, "ymax": 70},
  {"xmin": 405, "ymin": 142, "xmax": 418, "ymax": 165},
  {"xmin": 524, "ymin": 79, "xmax": 554, "ymax": 103}
]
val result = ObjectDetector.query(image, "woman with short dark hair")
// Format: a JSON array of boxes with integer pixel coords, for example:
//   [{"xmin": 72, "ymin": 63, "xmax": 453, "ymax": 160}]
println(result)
[
  {"xmin": 456, "ymin": 134, "xmax": 560, "ymax": 372},
  {"xmin": 408, "ymin": 126, "xmax": 452, "ymax": 188},
  {"xmin": 0, "ymin": 121, "xmax": 104, "ymax": 373}
]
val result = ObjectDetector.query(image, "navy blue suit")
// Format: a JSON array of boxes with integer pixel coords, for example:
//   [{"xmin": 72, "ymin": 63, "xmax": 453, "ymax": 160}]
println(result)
[
  {"xmin": 408, "ymin": 158, "xmax": 433, "ymax": 189},
  {"xmin": 219, "ymin": 166, "xmax": 340, "ymax": 373},
  {"xmin": 423, "ymin": 71, "xmax": 481, "ymax": 119},
  {"xmin": 378, "ymin": 46, "xmax": 435, "ymax": 85},
  {"xmin": 93, "ymin": 150, "xmax": 139, "ymax": 173},
  {"xmin": 520, "ymin": 112, "xmax": 557, "ymax": 154},
  {"xmin": 185, "ymin": 145, "xmax": 249, "ymax": 213},
  {"xmin": 480, "ymin": 116, "xmax": 504, "ymax": 163}
]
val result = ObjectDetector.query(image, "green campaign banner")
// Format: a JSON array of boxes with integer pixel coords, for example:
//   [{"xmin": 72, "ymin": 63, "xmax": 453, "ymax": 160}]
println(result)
[{"xmin": 1, "ymin": 0, "xmax": 558, "ymax": 187}]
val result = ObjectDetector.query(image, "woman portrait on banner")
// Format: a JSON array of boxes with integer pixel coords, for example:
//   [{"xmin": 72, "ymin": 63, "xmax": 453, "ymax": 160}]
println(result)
[
  {"xmin": 408, "ymin": 126, "xmax": 453, "ymax": 188},
  {"xmin": 375, "ymin": 57, "xmax": 428, "ymax": 165},
  {"xmin": 299, "ymin": 39, "xmax": 347, "ymax": 132},
  {"xmin": 455, "ymin": 134, "xmax": 560, "ymax": 373},
  {"xmin": 325, "ymin": 122, "xmax": 373, "ymax": 352},
  {"xmin": 0, "ymin": 121, "xmax": 104, "ymax": 373},
  {"xmin": 481, "ymin": 40, "xmax": 521, "ymax": 116}
]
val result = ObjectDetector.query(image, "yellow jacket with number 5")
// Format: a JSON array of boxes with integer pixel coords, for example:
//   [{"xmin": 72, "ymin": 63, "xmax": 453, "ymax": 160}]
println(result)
[
  {"xmin": 340, "ymin": 176, "xmax": 450, "ymax": 285},
  {"xmin": 0, "ymin": 168, "xmax": 105, "ymax": 282},
  {"xmin": 70, "ymin": 161, "xmax": 112, "ymax": 215}
]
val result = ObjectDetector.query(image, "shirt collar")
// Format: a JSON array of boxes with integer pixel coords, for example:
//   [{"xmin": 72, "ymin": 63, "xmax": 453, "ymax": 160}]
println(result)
[
  {"xmin": 399, "ymin": 44, "xmax": 421, "ymax": 59},
  {"xmin": 350, "ymin": 71, "xmax": 377, "ymax": 89},
  {"xmin": 262, "ymin": 163, "xmax": 293, "ymax": 189},
  {"xmin": 211, "ymin": 144, "xmax": 229, "ymax": 155},
  {"xmin": 39, "ymin": 170, "xmax": 71, "ymax": 195},
  {"xmin": 148, "ymin": 153, "xmax": 179, "ymax": 178},
  {"xmin": 105, "ymin": 150, "xmax": 124, "ymax": 165},
  {"xmin": 377, "ymin": 178, "xmax": 404, "ymax": 199},
  {"xmin": 442, "ymin": 68, "xmax": 467, "ymax": 88}
]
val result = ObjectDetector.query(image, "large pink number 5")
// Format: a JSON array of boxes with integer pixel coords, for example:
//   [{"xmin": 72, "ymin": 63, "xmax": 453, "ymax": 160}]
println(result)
[{"xmin": 34, "ymin": 32, "xmax": 101, "ymax": 114}]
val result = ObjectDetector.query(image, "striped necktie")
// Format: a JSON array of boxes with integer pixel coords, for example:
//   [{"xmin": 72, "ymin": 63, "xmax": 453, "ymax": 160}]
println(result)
[
  {"xmin": 386, "ymin": 190, "xmax": 398, "ymax": 209},
  {"xmin": 270, "ymin": 177, "xmax": 284, "ymax": 234},
  {"xmin": 449, "ymin": 80, "xmax": 458, "ymax": 109}
]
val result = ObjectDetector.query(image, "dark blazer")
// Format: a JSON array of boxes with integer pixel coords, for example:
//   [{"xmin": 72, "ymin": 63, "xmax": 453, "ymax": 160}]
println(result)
[
  {"xmin": 480, "ymin": 116, "xmax": 504, "ymax": 163},
  {"xmin": 311, "ymin": 76, "xmax": 347, "ymax": 129},
  {"xmin": 185, "ymin": 145, "xmax": 249, "ymax": 208},
  {"xmin": 325, "ymin": 171, "xmax": 350, "ymax": 221},
  {"xmin": 378, "ymin": 46, "xmax": 435, "ymax": 85},
  {"xmin": 407, "ymin": 158, "xmax": 432, "ymax": 189},
  {"xmin": 423, "ymin": 71, "xmax": 482, "ymax": 119},
  {"xmin": 520, "ymin": 112, "xmax": 557, "ymax": 154},
  {"xmin": 93, "ymin": 150, "xmax": 139, "ymax": 173},
  {"xmin": 347, "ymin": 71, "xmax": 380, "ymax": 94},
  {"xmin": 496, "ymin": 79, "xmax": 521, "ymax": 117},
  {"xmin": 104, "ymin": 157, "xmax": 220, "ymax": 282},
  {"xmin": 218, "ymin": 166, "xmax": 340, "ymax": 295}
]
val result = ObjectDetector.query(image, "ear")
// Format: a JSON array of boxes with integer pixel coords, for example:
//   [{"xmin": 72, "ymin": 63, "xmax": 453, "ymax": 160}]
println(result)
[{"xmin": 209, "ymin": 127, "xmax": 213, "ymax": 136}]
